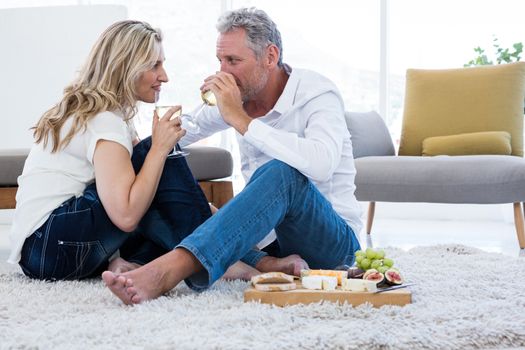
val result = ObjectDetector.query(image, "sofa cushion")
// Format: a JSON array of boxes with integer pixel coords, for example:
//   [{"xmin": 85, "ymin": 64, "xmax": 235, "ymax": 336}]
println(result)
[
  {"xmin": 399, "ymin": 62, "xmax": 525, "ymax": 157},
  {"xmin": 345, "ymin": 111, "xmax": 395, "ymax": 158},
  {"xmin": 185, "ymin": 145, "xmax": 233, "ymax": 180},
  {"xmin": 0, "ymin": 146, "xmax": 233, "ymax": 186},
  {"xmin": 354, "ymin": 155, "xmax": 525, "ymax": 204},
  {"xmin": 0, "ymin": 149, "xmax": 29, "ymax": 186},
  {"xmin": 422, "ymin": 131, "xmax": 511, "ymax": 156}
]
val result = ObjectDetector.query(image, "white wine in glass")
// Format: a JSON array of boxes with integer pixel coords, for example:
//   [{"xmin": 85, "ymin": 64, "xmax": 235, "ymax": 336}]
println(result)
[
  {"xmin": 155, "ymin": 92, "xmax": 188, "ymax": 158},
  {"xmin": 201, "ymin": 90, "xmax": 217, "ymax": 106}
]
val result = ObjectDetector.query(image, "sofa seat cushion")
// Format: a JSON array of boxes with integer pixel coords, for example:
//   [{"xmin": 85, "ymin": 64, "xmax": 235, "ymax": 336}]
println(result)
[{"xmin": 354, "ymin": 155, "xmax": 525, "ymax": 204}]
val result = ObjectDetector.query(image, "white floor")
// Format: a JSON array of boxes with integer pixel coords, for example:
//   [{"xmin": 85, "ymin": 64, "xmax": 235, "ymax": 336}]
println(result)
[{"xmin": 1, "ymin": 203, "xmax": 524, "ymax": 261}]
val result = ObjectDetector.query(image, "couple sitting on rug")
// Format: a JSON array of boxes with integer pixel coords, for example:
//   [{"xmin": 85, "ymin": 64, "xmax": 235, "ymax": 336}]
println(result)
[{"xmin": 8, "ymin": 8, "xmax": 362, "ymax": 305}]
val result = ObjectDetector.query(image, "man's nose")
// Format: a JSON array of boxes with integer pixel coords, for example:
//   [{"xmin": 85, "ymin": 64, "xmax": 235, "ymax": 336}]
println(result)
[{"xmin": 219, "ymin": 62, "xmax": 231, "ymax": 73}]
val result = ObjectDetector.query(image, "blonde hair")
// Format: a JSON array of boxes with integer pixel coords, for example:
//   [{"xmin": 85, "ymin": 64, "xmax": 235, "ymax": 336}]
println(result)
[{"xmin": 33, "ymin": 20, "xmax": 163, "ymax": 152}]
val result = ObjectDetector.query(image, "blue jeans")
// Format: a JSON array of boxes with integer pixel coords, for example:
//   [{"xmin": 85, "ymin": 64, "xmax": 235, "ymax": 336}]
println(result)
[
  {"xmin": 19, "ymin": 137, "xmax": 211, "ymax": 280},
  {"xmin": 179, "ymin": 160, "xmax": 361, "ymax": 291}
]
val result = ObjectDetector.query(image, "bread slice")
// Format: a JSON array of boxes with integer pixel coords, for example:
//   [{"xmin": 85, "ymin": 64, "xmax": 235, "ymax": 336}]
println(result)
[
  {"xmin": 253, "ymin": 282, "xmax": 297, "ymax": 292},
  {"xmin": 251, "ymin": 272, "xmax": 294, "ymax": 285}
]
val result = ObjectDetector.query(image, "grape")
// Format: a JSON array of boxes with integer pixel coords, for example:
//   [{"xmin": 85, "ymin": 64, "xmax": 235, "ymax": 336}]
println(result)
[
  {"xmin": 355, "ymin": 255, "xmax": 364, "ymax": 263},
  {"xmin": 355, "ymin": 250, "xmax": 365, "ymax": 257},
  {"xmin": 376, "ymin": 250, "xmax": 385, "ymax": 259},
  {"xmin": 377, "ymin": 265, "xmax": 389, "ymax": 274},
  {"xmin": 360, "ymin": 258, "xmax": 371, "ymax": 270},
  {"xmin": 371, "ymin": 260, "xmax": 383, "ymax": 269},
  {"xmin": 365, "ymin": 248, "xmax": 376, "ymax": 260},
  {"xmin": 383, "ymin": 258, "xmax": 394, "ymax": 267}
]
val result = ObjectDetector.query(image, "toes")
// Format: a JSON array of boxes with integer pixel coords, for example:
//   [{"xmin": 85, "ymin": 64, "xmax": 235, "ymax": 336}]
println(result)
[
  {"xmin": 131, "ymin": 294, "xmax": 142, "ymax": 304},
  {"xmin": 101, "ymin": 271, "xmax": 116, "ymax": 286}
]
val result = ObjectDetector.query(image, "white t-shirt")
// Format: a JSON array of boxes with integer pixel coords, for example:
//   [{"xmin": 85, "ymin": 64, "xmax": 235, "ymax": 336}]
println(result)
[
  {"xmin": 180, "ymin": 65, "xmax": 363, "ymax": 247},
  {"xmin": 8, "ymin": 111, "xmax": 135, "ymax": 264}
]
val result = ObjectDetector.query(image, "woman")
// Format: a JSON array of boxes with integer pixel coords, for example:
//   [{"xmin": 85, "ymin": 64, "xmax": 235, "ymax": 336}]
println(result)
[{"xmin": 8, "ymin": 20, "xmax": 253, "ymax": 280}]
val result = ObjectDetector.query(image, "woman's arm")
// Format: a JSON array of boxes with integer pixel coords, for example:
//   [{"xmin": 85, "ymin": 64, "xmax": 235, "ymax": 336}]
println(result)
[{"xmin": 93, "ymin": 110, "xmax": 185, "ymax": 232}]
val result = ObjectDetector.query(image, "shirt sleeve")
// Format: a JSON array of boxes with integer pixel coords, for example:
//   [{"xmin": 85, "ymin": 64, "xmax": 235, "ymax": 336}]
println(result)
[
  {"xmin": 243, "ymin": 91, "xmax": 347, "ymax": 182},
  {"xmin": 85, "ymin": 112, "xmax": 133, "ymax": 165}
]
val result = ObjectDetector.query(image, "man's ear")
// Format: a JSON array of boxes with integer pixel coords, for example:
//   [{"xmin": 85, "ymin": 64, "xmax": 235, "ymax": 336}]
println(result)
[{"xmin": 266, "ymin": 44, "xmax": 280, "ymax": 68}]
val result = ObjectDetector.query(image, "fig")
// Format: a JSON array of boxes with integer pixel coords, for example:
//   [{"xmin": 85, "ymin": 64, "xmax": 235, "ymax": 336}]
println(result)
[
  {"xmin": 347, "ymin": 266, "xmax": 365, "ymax": 279},
  {"xmin": 384, "ymin": 268, "xmax": 403, "ymax": 286},
  {"xmin": 362, "ymin": 269, "xmax": 385, "ymax": 285}
]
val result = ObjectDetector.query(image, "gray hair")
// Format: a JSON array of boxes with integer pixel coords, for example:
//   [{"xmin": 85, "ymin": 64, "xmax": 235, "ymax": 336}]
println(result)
[{"xmin": 216, "ymin": 7, "xmax": 283, "ymax": 67}]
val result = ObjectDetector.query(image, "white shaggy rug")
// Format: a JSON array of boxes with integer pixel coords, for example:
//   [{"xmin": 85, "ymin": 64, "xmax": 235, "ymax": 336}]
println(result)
[{"xmin": 1, "ymin": 244, "xmax": 525, "ymax": 350}]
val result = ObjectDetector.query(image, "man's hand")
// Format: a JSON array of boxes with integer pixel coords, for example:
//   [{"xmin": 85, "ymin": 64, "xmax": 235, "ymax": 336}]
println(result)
[{"xmin": 202, "ymin": 72, "xmax": 252, "ymax": 134}]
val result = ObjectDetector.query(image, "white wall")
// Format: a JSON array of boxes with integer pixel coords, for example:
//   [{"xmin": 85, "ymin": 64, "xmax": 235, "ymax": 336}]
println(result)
[{"xmin": 0, "ymin": 5, "xmax": 127, "ymax": 150}]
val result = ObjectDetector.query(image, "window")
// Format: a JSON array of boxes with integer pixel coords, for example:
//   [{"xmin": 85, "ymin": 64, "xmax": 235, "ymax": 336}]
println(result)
[{"xmin": 388, "ymin": 0, "xmax": 525, "ymax": 145}]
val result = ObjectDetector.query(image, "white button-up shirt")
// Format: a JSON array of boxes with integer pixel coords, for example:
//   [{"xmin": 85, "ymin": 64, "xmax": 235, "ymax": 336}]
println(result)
[{"xmin": 181, "ymin": 65, "xmax": 363, "ymax": 247}]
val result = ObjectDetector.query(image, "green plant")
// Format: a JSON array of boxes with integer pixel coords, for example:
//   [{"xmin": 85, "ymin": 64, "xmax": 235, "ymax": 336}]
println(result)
[{"xmin": 464, "ymin": 37, "xmax": 523, "ymax": 67}]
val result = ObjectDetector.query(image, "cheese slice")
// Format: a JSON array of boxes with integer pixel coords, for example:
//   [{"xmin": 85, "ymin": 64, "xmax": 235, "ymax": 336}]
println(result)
[
  {"xmin": 364, "ymin": 280, "xmax": 378, "ymax": 292},
  {"xmin": 341, "ymin": 278, "xmax": 367, "ymax": 292},
  {"xmin": 301, "ymin": 276, "xmax": 324, "ymax": 290},
  {"xmin": 302, "ymin": 275, "xmax": 338, "ymax": 290},
  {"xmin": 300, "ymin": 269, "xmax": 348, "ymax": 285},
  {"xmin": 341, "ymin": 278, "xmax": 379, "ymax": 292},
  {"xmin": 321, "ymin": 276, "xmax": 338, "ymax": 291}
]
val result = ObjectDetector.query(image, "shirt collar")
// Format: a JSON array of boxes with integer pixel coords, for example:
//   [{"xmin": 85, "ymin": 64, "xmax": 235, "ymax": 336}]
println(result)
[{"xmin": 270, "ymin": 63, "xmax": 298, "ymax": 116}]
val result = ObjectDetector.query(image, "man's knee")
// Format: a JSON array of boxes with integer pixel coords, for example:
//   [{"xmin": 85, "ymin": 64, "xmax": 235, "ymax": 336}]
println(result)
[
  {"xmin": 257, "ymin": 160, "xmax": 301, "ymax": 179},
  {"xmin": 252, "ymin": 160, "xmax": 309, "ymax": 191}
]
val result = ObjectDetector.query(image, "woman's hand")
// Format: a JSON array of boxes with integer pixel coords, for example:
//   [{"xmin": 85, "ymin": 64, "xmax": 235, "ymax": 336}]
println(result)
[{"xmin": 151, "ymin": 106, "xmax": 186, "ymax": 157}]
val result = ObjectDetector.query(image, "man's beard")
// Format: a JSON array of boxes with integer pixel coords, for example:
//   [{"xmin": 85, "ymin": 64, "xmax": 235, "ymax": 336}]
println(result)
[{"xmin": 241, "ymin": 67, "xmax": 269, "ymax": 102}]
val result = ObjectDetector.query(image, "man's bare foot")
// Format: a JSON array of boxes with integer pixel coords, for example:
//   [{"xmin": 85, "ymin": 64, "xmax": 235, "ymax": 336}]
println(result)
[
  {"xmin": 107, "ymin": 257, "xmax": 141, "ymax": 274},
  {"xmin": 255, "ymin": 254, "xmax": 309, "ymax": 276},
  {"xmin": 222, "ymin": 261, "xmax": 260, "ymax": 281},
  {"xmin": 102, "ymin": 248, "xmax": 202, "ymax": 305}
]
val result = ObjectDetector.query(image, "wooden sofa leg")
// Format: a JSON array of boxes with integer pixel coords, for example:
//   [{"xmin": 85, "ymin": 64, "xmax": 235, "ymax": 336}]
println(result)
[
  {"xmin": 513, "ymin": 202, "xmax": 525, "ymax": 249},
  {"xmin": 366, "ymin": 202, "xmax": 376, "ymax": 235},
  {"xmin": 198, "ymin": 181, "xmax": 234, "ymax": 209},
  {"xmin": 0, "ymin": 187, "xmax": 17, "ymax": 209}
]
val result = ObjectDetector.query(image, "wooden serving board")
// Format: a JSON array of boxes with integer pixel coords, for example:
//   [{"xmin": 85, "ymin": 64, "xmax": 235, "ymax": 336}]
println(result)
[{"xmin": 244, "ymin": 282, "xmax": 412, "ymax": 307}]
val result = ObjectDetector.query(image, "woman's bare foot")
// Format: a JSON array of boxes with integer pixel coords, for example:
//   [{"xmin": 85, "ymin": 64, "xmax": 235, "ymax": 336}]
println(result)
[
  {"xmin": 222, "ymin": 261, "xmax": 260, "ymax": 281},
  {"xmin": 255, "ymin": 254, "xmax": 309, "ymax": 276},
  {"xmin": 107, "ymin": 257, "xmax": 141, "ymax": 274}
]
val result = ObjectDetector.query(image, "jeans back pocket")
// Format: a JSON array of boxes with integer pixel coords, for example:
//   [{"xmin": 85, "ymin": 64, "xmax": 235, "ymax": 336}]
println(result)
[{"xmin": 51, "ymin": 240, "xmax": 106, "ymax": 280}]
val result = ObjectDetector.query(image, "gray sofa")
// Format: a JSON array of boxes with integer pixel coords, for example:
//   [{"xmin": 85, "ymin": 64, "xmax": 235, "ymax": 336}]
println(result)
[
  {"xmin": 347, "ymin": 111, "xmax": 525, "ymax": 249},
  {"xmin": 0, "ymin": 146, "xmax": 234, "ymax": 210}
]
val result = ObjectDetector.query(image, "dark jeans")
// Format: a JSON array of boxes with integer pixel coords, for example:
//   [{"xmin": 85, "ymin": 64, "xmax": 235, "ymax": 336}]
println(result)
[{"xmin": 19, "ymin": 138, "xmax": 211, "ymax": 280}]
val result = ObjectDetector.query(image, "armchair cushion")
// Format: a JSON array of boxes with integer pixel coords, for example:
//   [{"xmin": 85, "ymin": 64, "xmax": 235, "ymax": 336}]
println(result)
[
  {"xmin": 399, "ymin": 62, "xmax": 525, "ymax": 156},
  {"xmin": 422, "ymin": 131, "xmax": 512, "ymax": 156}
]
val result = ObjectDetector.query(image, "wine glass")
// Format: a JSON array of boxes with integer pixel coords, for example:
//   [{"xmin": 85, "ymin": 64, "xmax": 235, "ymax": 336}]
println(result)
[
  {"xmin": 176, "ymin": 90, "xmax": 217, "ymax": 134},
  {"xmin": 154, "ymin": 92, "xmax": 189, "ymax": 158}
]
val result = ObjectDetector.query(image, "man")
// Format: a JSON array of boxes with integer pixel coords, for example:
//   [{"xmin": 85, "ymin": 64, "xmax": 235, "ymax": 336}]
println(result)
[{"xmin": 102, "ymin": 7, "xmax": 362, "ymax": 304}]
